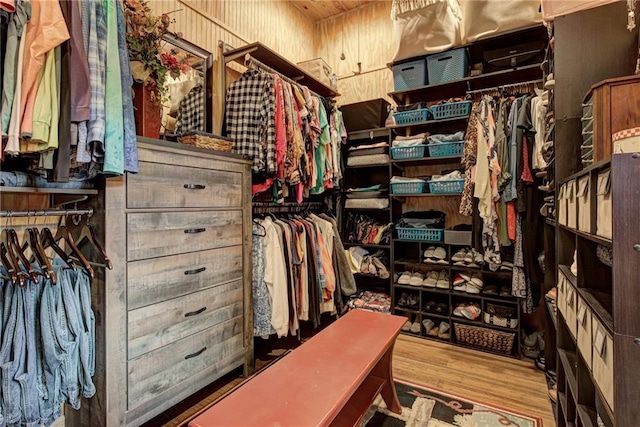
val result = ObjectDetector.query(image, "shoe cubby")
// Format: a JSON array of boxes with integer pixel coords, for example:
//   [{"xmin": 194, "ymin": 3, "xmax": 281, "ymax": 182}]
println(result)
[{"xmin": 421, "ymin": 293, "xmax": 449, "ymax": 318}]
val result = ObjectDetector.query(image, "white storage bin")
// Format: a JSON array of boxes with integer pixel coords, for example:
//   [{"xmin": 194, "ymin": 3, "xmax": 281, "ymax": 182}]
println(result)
[
  {"xmin": 577, "ymin": 176, "xmax": 591, "ymax": 232},
  {"xmin": 596, "ymin": 170, "xmax": 612, "ymax": 239},
  {"xmin": 565, "ymin": 282, "xmax": 577, "ymax": 340},
  {"xmin": 297, "ymin": 58, "xmax": 333, "ymax": 88},
  {"xmin": 567, "ymin": 179, "xmax": 577, "ymax": 229},
  {"xmin": 557, "ymin": 273, "xmax": 567, "ymax": 318},
  {"xmin": 592, "ymin": 318, "xmax": 614, "ymax": 411},
  {"xmin": 576, "ymin": 297, "xmax": 593, "ymax": 371},
  {"xmin": 558, "ymin": 184, "xmax": 568, "ymax": 226}
]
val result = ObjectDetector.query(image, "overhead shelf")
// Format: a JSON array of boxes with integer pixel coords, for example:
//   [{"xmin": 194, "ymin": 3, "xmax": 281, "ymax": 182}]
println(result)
[{"xmin": 222, "ymin": 41, "xmax": 339, "ymax": 98}]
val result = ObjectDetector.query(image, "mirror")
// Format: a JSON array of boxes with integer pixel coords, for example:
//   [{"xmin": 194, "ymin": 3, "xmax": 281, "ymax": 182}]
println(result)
[{"xmin": 159, "ymin": 33, "xmax": 213, "ymax": 138}]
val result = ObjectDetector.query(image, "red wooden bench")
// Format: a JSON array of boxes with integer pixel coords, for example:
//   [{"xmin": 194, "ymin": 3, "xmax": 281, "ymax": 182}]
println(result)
[{"xmin": 189, "ymin": 310, "xmax": 406, "ymax": 427}]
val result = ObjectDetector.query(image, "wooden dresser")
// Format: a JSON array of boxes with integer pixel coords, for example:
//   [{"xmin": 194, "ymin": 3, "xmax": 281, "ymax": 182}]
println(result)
[{"xmin": 66, "ymin": 139, "xmax": 253, "ymax": 427}]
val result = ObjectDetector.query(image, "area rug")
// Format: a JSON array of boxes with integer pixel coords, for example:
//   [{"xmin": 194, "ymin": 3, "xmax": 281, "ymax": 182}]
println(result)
[{"xmin": 361, "ymin": 379, "xmax": 543, "ymax": 427}]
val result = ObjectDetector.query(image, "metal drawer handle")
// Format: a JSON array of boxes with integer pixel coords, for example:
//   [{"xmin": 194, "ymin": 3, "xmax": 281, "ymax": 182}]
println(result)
[
  {"xmin": 184, "ymin": 184, "xmax": 206, "ymax": 190},
  {"xmin": 184, "ymin": 228, "xmax": 206, "ymax": 234},
  {"xmin": 634, "ymin": 337, "xmax": 640, "ymax": 345},
  {"xmin": 184, "ymin": 347, "xmax": 207, "ymax": 360},
  {"xmin": 184, "ymin": 267, "xmax": 206, "ymax": 275},
  {"xmin": 184, "ymin": 307, "xmax": 207, "ymax": 317}
]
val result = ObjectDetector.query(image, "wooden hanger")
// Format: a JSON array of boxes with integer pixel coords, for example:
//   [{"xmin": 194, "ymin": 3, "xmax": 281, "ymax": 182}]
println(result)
[
  {"xmin": 7, "ymin": 228, "xmax": 39, "ymax": 282},
  {"xmin": 75, "ymin": 223, "xmax": 113, "ymax": 270},
  {"xmin": 54, "ymin": 225, "xmax": 94, "ymax": 280},
  {"xmin": 41, "ymin": 227, "xmax": 77, "ymax": 271},
  {"xmin": 0, "ymin": 241, "xmax": 19, "ymax": 284},
  {"xmin": 29, "ymin": 228, "xmax": 56, "ymax": 283}
]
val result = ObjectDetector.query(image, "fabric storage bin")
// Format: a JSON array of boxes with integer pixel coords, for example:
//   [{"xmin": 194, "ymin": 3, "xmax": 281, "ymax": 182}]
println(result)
[
  {"xmin": 558, "ymin": 184, "xmax": 567, "ymax": 226},
  {"xmin": 427, "ymin": 48, "xmax": 468, "ymax": 84},
  {"xmin": 391, "ymin": 0, "xmax": 463, "ymax": 62},
  {"xmin": 444, "ymin": 226, "xmax": 472, "ymax": 246},
  {"xmin": 592, "ymin": 318, "xmax": 614, "ymax": 411},
  {"xmin": 297, "ymin": 58, "xmax": 332, "ymax": 88},
  {"xmin": 566, "ymin": 179, "xmax": 577, "ymax": 229},
  {"xmin": 565, "ymin": 282, "xmax": 577, "ymax": 340},
  {"xmin": 453, "ymin": 323, "xmax": 516, "ymax": 355},
  {"xmin": 596, "ymin": 170, "xmax": 612, "ymax": 239},
  {"xmin": 340, "ymin": 99, "xmax": 391, "ymax": 131},
  {"xmin": 461, "ymin": 0, "xmax": 542, "ymax": 43},
  {"xmin": 576, "ymin": 296, "xmax": 593, "ymax": 371},
  {"xmin": 392, "ymin": 58, "xmax": 427, "ymax": 90},
  {"xmin": 557, "ymin": 273, "xmax": 567, "ymax": 319},
  {"xmin": 577, "ymin": 176, "xmax": 591, "ymax": 233}
]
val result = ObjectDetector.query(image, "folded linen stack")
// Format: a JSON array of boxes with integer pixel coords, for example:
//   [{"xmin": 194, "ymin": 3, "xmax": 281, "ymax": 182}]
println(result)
[
  {"xmin": 344, "ymin": 184, "xmax": 389, "ymax": 209},
  {"xmin": 392, "ymin": 132, "xmax": 428, "ymax": 147},
  {"xmin": 347, "ymin": 141, "xmax": 390, "ymax": 166}
]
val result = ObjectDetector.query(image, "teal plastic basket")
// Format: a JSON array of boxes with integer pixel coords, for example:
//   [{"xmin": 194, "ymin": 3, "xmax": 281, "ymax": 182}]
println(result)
[
  {"xmin": 396, "ymin": 227, "xmax": 444, "ymax": 242},
  {"xmin": 391, "ymin": 181, "xmax": 426, "ymax": 194},
  {"xmin": 393, "ymin": 108, "xmax": 431, "ymax": 126},
  {"xmin": 430, "ymin": 101, "xmax": 472, "ymax": 120},
  {"xmin": 391, "ymin": 145, "xmax": 427, "ymax": 160},
  {"xmin": 427, "ymin": 141, "xmax": 464, "ymax": 157},
  {"xmin": 428, "ymin": 179, "xmax": 464, "ymax": 194}
]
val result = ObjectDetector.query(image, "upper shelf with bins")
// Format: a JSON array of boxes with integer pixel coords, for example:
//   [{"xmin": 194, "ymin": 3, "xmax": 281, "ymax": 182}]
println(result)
[{"xmin": 388, "ymin": 24, "xmax": 548, "ymax": 105}]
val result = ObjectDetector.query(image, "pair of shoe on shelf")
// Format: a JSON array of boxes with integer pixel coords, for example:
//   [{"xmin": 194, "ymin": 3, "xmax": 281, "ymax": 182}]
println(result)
[
  {"xmin": 401, "ymin": 315, "xmax": 422, "ymax": 334},
  {"xmin": 452, "ymin": 302, "xmax": 481, "ymax": 320},
  {"xmin": 360, "ymin": 253, "xmax": 390, "ymax": 279},
  {"xmin": 451, "ymin": 247, "xmax": 483, "ymax": 268},
  {"xmin": 452, "ymin": 273, "xmax": 483, "ymax": 294},
  {"xmin": 423, "ymin": 270, "xmax": 449, "ymax": 289},
  {"xmin": 483, "ymin": 284, "xmax": 512, "ymax": 297},
  {"xmin": 423, "ymin": 319, "xmax": 450, "ymax": 339},
  {"xmin": 424, "ymin": 300, "xmax": 448, "ymax": 313},
  {"xmin": 424, "ymin": 246, "xmax": 448, "ymax": 265},
  {"xmin": 545, "ymin": 286, "xmax": 557, "ymax": 317},
  {"xmin": 522, "ymin": 330, "xmax": 545, "ymax": 359},
  {"xmin": 397, "ymin": 292, "xmax": 419, "ymax": 309},
  {"xmin": 397, "ymin": 271, "xmax": 428, "ymax": 287}
]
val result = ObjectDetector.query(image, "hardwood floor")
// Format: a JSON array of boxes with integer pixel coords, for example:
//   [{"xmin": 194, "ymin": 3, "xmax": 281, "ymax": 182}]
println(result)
[{"xmin": 146, "ymin": 333, "xmax": 555, "ymax": 427}]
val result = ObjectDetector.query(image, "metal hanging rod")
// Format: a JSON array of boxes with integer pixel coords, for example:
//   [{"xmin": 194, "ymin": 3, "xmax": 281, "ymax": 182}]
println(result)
[
  {"xmin": 466, "ymin": 79, "xmax": 544, "ymax": 95},
  {"xmin": 0, "ymin": 208, "xmax": 94, "ymax": 218},
  {"xmin": 244, "ymin": 54, "xmax": 323, "ymax": 99}
]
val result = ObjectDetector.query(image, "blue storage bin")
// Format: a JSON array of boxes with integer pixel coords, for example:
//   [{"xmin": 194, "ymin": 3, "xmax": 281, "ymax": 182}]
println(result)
[
  {"xmin": 428, "ymin": 179, "xmax": 465, "ymax": 194},
  {"xmin": 427, "ymin": 48, "xmax": 468, "ymax": 84},
  {"xmin": 396, "ymin": 227, "xmax": 444, "ymax": 242},
  {"xmin": 393, "ymin": 108, "xmax": 431, "ymax": 126},
  {"xmin": 391, "ymin": 145, "xmax": 427, "ymax": 160},
  {"xmin": 393, "ymin": 59, "xmax": 427, "ymax": 91},
  {"xmin": 427, "ymin": 141, "xmax": 464, "ymax": 157},
  {"xmin": 391, "ymin": 181, "xmax": 427, "ymax": 195},
  {"xmin": 430, "ymin": 101, "xmax": 472, "ymax": 120}
]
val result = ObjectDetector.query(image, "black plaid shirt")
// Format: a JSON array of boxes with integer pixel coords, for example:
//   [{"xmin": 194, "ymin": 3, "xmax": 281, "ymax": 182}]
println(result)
[
  {"xmin": 225, "ymin": 70, "xmax": 276, "ymax": 174},
  {"xmin": 176, "ymin": 84, "xmax": 205, "ymax": 134}
]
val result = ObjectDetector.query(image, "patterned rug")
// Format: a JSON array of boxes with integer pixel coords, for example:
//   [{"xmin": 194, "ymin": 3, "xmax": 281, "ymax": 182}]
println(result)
[{"xmin": 361, "ymin": 379, "xmax": 543, "ymax": 427}]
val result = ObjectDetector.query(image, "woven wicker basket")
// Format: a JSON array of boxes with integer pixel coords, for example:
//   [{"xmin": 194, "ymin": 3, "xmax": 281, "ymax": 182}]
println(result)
[
  {"xmin": 454, "ymin": 322, "xmax": 515, "ymax": 355},
  {"xmin": 178, "ymin": 132, "xmax": 233, "ymax": 152}
]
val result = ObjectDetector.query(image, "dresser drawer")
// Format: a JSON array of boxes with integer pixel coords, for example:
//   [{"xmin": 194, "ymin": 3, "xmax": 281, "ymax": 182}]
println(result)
[
  {"xmin": 128, "ymin": 317, "xmax": 243, "ymax": 410},
  {"xmin": 127, "ymin": 211, "xmax": 242, "ymax": 261},
  {"xmin": 127, "ymin": 162, "xmax": 242, "ymax": 209},
  {"xmin": 127, "ymin": 246, "xmax": 242, "ymax": 309},
  {"xmin": 128, "ymin": 280, "xmax": 243, "ymax": 359}
]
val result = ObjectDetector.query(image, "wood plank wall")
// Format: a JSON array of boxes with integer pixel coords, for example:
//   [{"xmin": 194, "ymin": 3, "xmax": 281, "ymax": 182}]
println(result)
[
  {"xmin": 314, "ymin": 1, "xmax": 395, "ymax": 106},
  {"xmin": 147, "ymin": 0, "xmax": 316, "ymax": 133}
]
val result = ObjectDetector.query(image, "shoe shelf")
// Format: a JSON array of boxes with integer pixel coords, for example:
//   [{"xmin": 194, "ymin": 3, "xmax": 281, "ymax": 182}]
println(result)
[
  {"xmin": 449, "ymin": 290, "xmax": 519, "ymax": 305},
  {"xmin": 452, "ymin": 316, "xmax": 519, "ymax": 334},
  {"xmin": 391, "ymin": 155, "xmax": 462, "ymax": 166},
  {"xmin": 558, "ymin": 224, "xmax": 612, "ymax": 247},
  {"xmin": 394, "ymin": 283, "xmax": 428, "ymax": 291},
  {"xmin": 394, "ymin": 306, "xmax": 420, "ymax": 315},
  {"xmin": 577, "ymin": 405, "xmax": 598, "ymax": 427},
  {"xmin": 558, "ymin": 348, "xmax": 578, "ymax": 398},
  {"xmin": 344, "ymin": 242, "xmax": 391, "ymax": 250},
  {"xmin": 418, "ymin": 287, "xmax": 453, "ymax": 296},
  {"xmin": 420, "ymin": 311, "xmax": 450, "ymax": 321},
  {"xmin": 449, "ymin": 264, "xmax": 513, "ymax": 278}
]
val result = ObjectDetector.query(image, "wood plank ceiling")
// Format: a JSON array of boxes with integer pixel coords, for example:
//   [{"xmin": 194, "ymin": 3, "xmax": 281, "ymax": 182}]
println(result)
[{"xmin": 290, "ymin": 0, "xmax": 379, "ymax": 22}]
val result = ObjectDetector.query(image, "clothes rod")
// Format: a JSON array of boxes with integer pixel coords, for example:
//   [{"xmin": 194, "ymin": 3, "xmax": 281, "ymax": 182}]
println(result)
[
  {"xmin": 0, "ymin": 208, "xmax": 94, "ymax": 218},
  {"xmin": 466, "ymin": 79, "xmax": 544, "ymax": 95},
  {"xmin": 244, "ymin": 54, "xmax": 322, "ymax": 99}
]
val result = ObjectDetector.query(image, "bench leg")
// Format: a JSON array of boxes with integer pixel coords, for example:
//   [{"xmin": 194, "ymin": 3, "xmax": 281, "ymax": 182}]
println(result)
[{"xmin": 371, "ymin": 343, "xmax": 401, "ymax": 414}]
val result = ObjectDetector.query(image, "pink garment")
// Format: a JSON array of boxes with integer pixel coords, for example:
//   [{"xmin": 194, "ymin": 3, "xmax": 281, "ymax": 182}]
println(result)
[
  {"xmin": 273, "ymin": 77, "xmax": 287, "ymax": 180},
  {"xmin": 521, "ymin": 136, "xmax": 534, "ymax": 184},
  {"xmin": 20, "ymin": 0, "xmax": 70, "ymax": 137},
  {"xmin": 507, "ymin": 201, "xmax": 517, "ymax": 242}
]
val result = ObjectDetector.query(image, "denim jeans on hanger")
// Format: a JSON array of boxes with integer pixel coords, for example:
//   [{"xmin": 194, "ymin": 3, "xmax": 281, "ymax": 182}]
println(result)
[
  {"xmin": 1, "ymin": 276, "xmax": 26, "ymax": 426},
  {"xmin": 57, "ymin": 267, "xmax": 82, "ymax": 410},
  {"xmin": 70, "ymin": 268, "xmax": 95, "ymax": 398},
  {"xmin": 18, "ymin": 273, "xmax": 44, "ymax": 427},
  {"xmin": 0, "ymin": 267, "xmax": 6, "ymax": 427}
]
